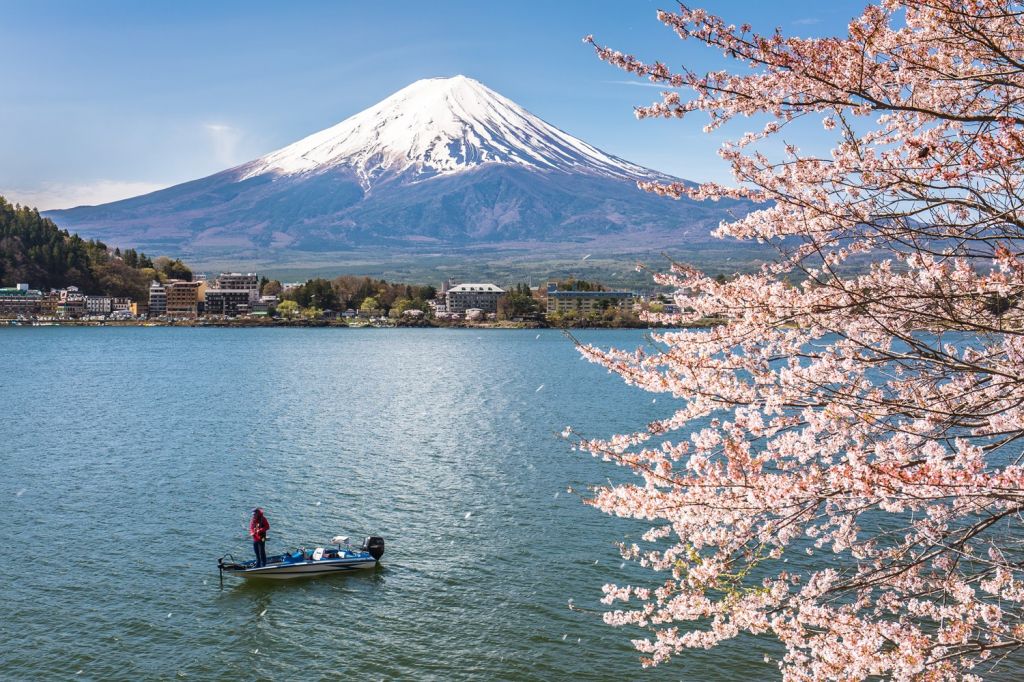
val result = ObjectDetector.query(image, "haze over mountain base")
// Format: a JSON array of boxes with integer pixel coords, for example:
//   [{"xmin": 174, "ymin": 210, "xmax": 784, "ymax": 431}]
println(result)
[{"xmin": 189, "ymin": 242, "xmax": 774, "ymax": 290}]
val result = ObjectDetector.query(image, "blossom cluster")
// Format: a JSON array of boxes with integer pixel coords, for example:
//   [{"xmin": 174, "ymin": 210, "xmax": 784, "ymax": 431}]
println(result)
[{"xmin": 581, "ymin": 2, "xmax": 1024, "ymax": 679}]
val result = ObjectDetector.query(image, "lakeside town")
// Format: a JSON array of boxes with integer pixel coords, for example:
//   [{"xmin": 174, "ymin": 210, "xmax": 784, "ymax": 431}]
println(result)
[
  {"xmin": 10, "ymin": 3, "xmax": 1024, "ymax": 681},
  {"xmin": 0, "ymin": 270, "xmax": 687, "ymax": 328}
]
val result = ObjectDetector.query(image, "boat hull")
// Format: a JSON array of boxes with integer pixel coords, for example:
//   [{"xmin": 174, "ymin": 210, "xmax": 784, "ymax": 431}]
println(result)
[
  {"xmin": 223, "ymin": 557, "xmax": 378, "ymax": 580},
  {"xmin": 219, "ymin": 537, "xmax": 384, "ymax": 581}
]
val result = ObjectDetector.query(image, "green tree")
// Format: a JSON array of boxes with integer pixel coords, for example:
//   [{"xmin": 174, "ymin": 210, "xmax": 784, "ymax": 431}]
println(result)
[
  {"xmin": 389, "ymin": 298, "xmax": 412, "ymax": 318},
  {"xmin": 165, "ymin": 259, "xmax": 192, "ymax": 281},
  {"xmin": 359, "ymin": 296, "xmax": 379, "ymax": 314},
  {"xmin": 276, "ymin": 300, "xmax": 299, "ymax": 318},
  {"xmin": 0, "ymin": 195, "xmax": 94, "ymax": 290},
  {"xmin": 138, "ymin": 267, "xmax": 159, "ymax": 285},
  {"xmin": 503, "ymin": 282, "xmax": 539, "ymax": 319},
  {"xmin": 262, "ymin": 279, "xmax": 283, "ymax": 297},
  {"xmin": 289, "ymin": 278, "xmax": 339, "ymax": 310},
  {"xmin": 552, "ymin": 278, "xmax": 605, "ymax": 293},
  {"xmin": 155, "ymin": 256, "xmax": 192, "ymax": 281}
]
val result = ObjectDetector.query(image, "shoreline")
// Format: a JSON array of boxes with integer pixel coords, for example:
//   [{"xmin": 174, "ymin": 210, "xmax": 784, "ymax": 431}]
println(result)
[{"xmin": 1, "ymin": 317, "xmax": 727, "ymax": 330}]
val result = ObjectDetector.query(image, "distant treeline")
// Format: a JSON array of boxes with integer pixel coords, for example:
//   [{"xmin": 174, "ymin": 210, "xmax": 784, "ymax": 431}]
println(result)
[
  {"xmin": 553, "ymin": 277, "xmax": 606, "ymax": 292},
  {"xmin": 0, "ymin": 195, "xmax": 193, "ymax": 299},
  {"xmin": 268, "ymin": 277, "xmax": 546, "ymax": 319},
  {"xmin": 267, "ymin": 276, "xmax": 437, "ymax": 314}
]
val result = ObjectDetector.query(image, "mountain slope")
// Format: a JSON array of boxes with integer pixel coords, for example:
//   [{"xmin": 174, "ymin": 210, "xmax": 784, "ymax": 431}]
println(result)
[{"xmin": 46, "ymin": 76, "xmax": 747, "ymax": 259}]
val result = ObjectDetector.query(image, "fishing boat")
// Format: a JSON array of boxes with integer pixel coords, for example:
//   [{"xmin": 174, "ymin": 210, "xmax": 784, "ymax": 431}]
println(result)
[{"xmin": 218, "ymin": 535, "xmax": 384, "ymax": 580}]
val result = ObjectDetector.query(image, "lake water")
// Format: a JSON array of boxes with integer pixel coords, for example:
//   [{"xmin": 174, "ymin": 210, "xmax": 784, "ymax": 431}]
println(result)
[{"xmin": 3, "ymin": 327, "xmax": 773, "ymax": 680}]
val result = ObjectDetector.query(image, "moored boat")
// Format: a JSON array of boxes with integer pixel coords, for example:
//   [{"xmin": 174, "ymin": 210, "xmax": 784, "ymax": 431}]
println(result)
[{"xmin": 218, "ymin": 535, "xmax": 384, "ymax": 580}]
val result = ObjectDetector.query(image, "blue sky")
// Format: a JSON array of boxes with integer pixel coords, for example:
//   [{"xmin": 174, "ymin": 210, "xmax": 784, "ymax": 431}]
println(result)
[{"xmin": 0, "ymin": 0, "xmax": 869, "ymax": 209}]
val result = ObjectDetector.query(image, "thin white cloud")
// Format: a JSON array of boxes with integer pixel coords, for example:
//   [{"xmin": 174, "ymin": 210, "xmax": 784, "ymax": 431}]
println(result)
[
  {"xmin": 3, "ymin": 122, "xmax": 246, "ymax": 211},
  {"xmin": 0, "ymin": 180, "xmax": 166, "ymax": 211},
  {"xmin": 204, "ymin": 122, "xmax": 243, "ymax": 166}
]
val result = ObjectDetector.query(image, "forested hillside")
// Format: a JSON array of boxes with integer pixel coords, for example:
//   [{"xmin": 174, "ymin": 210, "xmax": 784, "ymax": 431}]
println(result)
[{"xmin": 0, "ymin": 195, "xmax": 180, "ymax": 300}]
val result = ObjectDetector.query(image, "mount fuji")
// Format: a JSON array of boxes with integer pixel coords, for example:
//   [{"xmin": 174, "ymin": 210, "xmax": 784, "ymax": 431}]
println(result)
[{"xmin": 46, "ymin": 76, "xmax": 747, "ymax": 260}]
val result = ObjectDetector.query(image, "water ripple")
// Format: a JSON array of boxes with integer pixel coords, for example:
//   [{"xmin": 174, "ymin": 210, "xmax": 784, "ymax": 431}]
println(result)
[{"xmin": 3, "ymin": 327, "xmax": 772, "ymax": 680}]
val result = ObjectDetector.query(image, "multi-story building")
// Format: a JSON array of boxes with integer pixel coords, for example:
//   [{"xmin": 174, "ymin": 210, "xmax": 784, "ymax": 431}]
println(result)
[
  {"xmin": 86, "ymin": 295, "xmax": 112, "ymax": 316},
  {"xmin": 435, "ymin": 278, "xmax": 455, "ymax": 313},
  {"xmin": 545, "ymin": 283, "xmax": 634, "ymax": 317},
  {"xmin": 39, "ymin": 292, "xmax": 59, "ymax": 317},
  {"xmin": 204, "ymin": 289, "xmax": 251, "ymax": 316},
  {"xmin": 57, "ymin": 287, "xmax": 87, "ymax": 318},
  {"xmin": 148, "ymin": 281, "xmax": 167, "ymax": 316},
  {"xmin": 111, "ymin": 297, "xmax": 133, "ymax": 313},
  {"xmin": 252, "ymin": 295, "xmax": 278, "ymax": 316},
  {"xmin": 165, "ymin": 280, "xmax": 203, "ymax": 317},
  {"xmin": 216, "ymin": 273, "xmax": 260, "ymax": 302},
  {"xmin": 0, "ymin": 284, "xmax": 42, "ymax": 318},
  {"xmin": 445, "ymin": 283, "xmax": 505, "ymax": 314}
]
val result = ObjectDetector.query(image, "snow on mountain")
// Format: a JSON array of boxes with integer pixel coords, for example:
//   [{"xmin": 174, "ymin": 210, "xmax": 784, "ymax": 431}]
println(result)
[
  {"xmin": 45, "ymin": 76, "xmax": 747, "ymax": 259},
  {"xmin": 241, "ymin": 75, "xmax": 655, "ymax": 187}
]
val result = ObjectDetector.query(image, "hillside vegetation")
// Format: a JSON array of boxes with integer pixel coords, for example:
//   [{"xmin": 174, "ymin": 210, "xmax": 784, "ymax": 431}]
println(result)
[{"xmin": 0, "ymin": 195, "xmax": 186, "ymax": 300}]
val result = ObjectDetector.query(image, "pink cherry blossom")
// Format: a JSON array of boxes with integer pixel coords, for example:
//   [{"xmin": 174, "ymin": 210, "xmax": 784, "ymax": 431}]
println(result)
[{"xmin": 579, "ymin": 2, "xmax": 1024, "ymax": 679}]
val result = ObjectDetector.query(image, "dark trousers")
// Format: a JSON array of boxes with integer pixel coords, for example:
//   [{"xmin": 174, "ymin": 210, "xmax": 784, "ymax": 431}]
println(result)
[{"xmin": 253, "ymin": 540, "xmax": 267, "ymax": 567}]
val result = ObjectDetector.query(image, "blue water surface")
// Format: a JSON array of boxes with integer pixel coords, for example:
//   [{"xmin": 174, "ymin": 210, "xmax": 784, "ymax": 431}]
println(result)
[{"xmin": 2, "ymin": 327, "xmax": 776, "ymax": 680}]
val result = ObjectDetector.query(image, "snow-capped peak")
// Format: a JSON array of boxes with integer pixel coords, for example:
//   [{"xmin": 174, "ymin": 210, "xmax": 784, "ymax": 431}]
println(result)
[{"xmin": 241, "ymin": 75, "xmax": 656, "ymax": 188}]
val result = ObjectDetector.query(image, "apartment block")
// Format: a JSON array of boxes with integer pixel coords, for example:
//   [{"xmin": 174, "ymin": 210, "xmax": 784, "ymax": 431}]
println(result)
[
  {"xmin": 445, "ymin": 283, "xmax": 504, "ymax": 314},
  {"xmin": 545, "ymin": 283, "xmax": 633, "ymax": 316},
  {"xmin": 165, "ymin": 280, "xmax": 203, "ymax": 317}
]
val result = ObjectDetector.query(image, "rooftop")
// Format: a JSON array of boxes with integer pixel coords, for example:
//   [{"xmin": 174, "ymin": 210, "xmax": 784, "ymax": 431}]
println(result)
[
  {"xmin": 447, "ymin": 283, "xmax": 504, "ymax": 293},
  {"xmin": 548, "ymin": 289, "xmax": 633, "ymax": 299}
]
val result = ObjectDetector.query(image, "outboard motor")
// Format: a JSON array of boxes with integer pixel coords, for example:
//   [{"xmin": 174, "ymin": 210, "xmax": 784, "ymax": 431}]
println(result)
[{"xmin": 362, "ymin": 536, "xmax": 385, "ymax": 561}]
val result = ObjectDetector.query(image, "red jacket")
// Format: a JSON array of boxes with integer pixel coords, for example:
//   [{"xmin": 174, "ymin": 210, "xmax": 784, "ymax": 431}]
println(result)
[{"xmin": 250, "ymin": 513, "xmax": 269, "ymax": 541}]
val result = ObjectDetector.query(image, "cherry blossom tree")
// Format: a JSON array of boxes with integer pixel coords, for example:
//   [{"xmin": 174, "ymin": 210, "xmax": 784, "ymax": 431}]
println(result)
[{"xmin": 573, "ymin": 2, "xmax": 1024, "ymax": 679}]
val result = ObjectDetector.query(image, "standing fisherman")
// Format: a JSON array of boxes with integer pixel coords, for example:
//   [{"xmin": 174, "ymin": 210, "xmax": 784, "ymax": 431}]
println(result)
[{"xmin": 250, "ymin": 508, "xmax": 270, "ymax": 567}]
